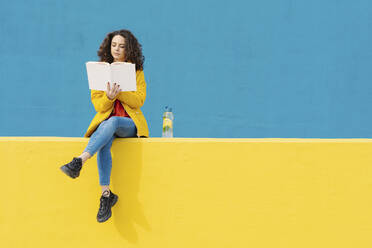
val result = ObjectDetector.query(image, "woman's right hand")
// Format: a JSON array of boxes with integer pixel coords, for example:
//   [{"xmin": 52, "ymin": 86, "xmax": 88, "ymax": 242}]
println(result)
[{"xmin": 106, "ymin": 82, "xmax": 121, "ymax": 100}]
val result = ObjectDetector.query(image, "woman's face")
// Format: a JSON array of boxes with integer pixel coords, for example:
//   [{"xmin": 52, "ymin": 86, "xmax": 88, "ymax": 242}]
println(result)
[{"xmin": 111, "ymin": 35, "xmax": 126, "ymax": 62}]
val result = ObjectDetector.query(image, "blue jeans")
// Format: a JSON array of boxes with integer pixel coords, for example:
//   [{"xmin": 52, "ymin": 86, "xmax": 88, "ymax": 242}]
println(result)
[{"xmin": 83, "ymin": 116, "xmax": 137, "ymax": 186}]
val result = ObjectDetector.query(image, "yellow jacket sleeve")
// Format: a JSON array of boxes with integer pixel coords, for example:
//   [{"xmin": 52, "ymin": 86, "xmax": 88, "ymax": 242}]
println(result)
[
  {"xmin": 91, "ymin": 90, "xmax": 116, "ymax": 113},
  {"xmin": 116, "ymin": 70, "xmax": 146, "ymax": 109}
]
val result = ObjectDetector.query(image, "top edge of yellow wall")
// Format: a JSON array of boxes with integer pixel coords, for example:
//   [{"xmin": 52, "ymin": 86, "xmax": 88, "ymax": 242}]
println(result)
[{"xmin": 1, "ymin": 137, "xmax": 372, "ymax": 143}]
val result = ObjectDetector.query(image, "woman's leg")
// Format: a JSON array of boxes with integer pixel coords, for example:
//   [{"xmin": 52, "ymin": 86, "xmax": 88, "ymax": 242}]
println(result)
[
  {"xmin": 96, "ymin": 117, "xmax": 137, "ymax": 190},
  {"xmin": 61, "ymin": 118, "xmax": 119, "ymax": 178},
  {"xmin": 61, "ymin": 116, "xmax": 137, "ymax": 179},
  {"xmin": 95, "ymin": 117, "xmax": 137, "ymax": 222}
]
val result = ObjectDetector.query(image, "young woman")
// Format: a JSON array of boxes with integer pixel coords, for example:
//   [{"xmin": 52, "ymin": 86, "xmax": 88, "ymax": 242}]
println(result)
[{"xmin": 60, "ymin": 29, "xmax": 149, "ymax": 223}]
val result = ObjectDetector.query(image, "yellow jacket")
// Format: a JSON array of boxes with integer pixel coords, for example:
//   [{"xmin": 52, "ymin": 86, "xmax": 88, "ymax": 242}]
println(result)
[{"xmin": 84, "ymin": 70, "xmax": 149, "ymax": 138}]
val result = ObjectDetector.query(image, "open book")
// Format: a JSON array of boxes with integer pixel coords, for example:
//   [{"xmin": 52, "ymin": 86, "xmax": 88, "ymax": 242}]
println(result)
[{"xmin": 85, "ymin": 61, "xmax": 137, "ymax": 92}]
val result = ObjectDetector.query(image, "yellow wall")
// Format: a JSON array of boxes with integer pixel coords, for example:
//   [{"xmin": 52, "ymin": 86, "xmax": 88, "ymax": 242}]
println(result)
[{"xmin": 1, "ymin": 137, "xmax": 372, "ymax": 247}]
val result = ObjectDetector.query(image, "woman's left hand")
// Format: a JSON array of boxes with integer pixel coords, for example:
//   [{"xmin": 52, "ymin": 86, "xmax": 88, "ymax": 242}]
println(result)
[{"xmin": 106, "ymin": 82, "xmax": 121, "ymax": 100}]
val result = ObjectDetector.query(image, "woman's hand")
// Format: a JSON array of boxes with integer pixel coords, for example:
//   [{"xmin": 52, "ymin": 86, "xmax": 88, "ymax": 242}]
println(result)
[{"xmin": 106, "ymin": 82, "xmax": 121, "ymax": 100}]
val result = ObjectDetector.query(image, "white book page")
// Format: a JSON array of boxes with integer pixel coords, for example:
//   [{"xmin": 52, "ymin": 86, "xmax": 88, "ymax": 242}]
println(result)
[
  {"xmin": 110, "ymin": 62, "xmax": 137, "ymax": 92},
  {"xmin": 86, "ymin": 62, "xmax": 110, "ymax": 91}
]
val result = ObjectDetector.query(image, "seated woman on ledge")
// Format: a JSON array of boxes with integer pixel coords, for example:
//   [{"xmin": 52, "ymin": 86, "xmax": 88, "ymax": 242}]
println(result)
[{"xmin": 60, "ymin": 29, "xmax": 149, "ymax": 223}]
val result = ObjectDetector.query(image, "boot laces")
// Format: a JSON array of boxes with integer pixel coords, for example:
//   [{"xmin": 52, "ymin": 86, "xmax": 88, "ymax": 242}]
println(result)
[
  {"xmin": 98, "ymin": 196, "xmax": 110, "ymax": 215},
  {"xmin": 68, "ymin": 158, "xmax": 82, "ymax": 171}
]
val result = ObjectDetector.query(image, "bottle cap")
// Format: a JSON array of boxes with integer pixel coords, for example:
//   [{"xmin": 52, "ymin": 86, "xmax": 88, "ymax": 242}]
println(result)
[{"xmin": 164, "ymin": 106, "xmax": 173, "ymax": 112}]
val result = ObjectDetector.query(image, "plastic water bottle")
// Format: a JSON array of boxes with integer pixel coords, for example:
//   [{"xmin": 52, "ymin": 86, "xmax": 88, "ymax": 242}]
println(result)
[{"xmin": 162, "ymin": 106, "xmax": 174, "ymax": 137}]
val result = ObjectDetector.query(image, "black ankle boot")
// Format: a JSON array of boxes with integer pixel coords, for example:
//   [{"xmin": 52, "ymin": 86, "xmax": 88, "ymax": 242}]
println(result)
[
  {"xmin": 97, "ymin": 190, "xmax": 118, "ymax": 223},
  {"xmin": 60, "ymin": 157, "xmax": 83, "ymax": 179}
]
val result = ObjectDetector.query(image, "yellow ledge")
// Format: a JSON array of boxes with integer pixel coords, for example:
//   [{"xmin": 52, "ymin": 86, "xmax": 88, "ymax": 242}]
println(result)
[{"xmin": 1, "ymin": 137, "xmax": 372, "ymax": 248}]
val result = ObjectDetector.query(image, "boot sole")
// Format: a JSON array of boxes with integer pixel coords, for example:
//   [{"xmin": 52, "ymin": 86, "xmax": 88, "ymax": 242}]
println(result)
[{"xmin": 60, "ymin": 165, "xmax": 78, "ymax": 179}]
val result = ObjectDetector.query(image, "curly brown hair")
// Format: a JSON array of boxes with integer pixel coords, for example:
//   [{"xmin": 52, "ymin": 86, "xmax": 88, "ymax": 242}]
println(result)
[{"xmin": 97, "ymin": 29, "xmax": 144, "ymax": 71}]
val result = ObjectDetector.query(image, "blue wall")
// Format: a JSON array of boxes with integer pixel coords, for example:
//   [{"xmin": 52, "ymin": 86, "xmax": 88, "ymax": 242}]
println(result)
[{"xmin": 1, "ymin": 0, "xmax": 372, "ymax": 138}]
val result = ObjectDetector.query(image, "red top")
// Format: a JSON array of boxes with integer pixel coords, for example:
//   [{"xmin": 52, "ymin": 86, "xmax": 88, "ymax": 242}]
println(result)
[{"xmin": 108, "ymin": 99, "xmax": 131, "ymax": 118}]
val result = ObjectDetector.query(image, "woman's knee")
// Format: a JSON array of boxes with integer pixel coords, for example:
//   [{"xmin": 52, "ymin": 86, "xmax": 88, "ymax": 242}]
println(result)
[{"xmin": 100, "ymin": 117, "xmax": 119, "ymax": 131}]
